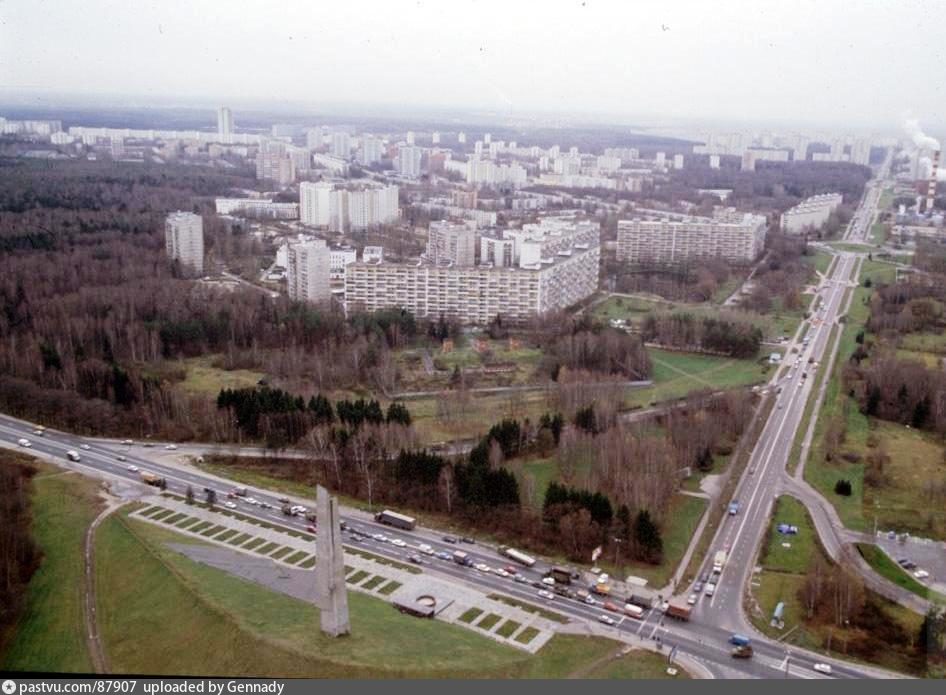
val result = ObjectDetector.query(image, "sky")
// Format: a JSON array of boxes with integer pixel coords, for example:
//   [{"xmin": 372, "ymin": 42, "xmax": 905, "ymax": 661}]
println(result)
[{"xmin": 2, "ymin": 0, "xmax": 944, "ymax": 130}]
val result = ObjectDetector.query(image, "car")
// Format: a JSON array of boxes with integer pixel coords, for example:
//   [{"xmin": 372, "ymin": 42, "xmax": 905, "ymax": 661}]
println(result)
[
  {"xmin": 700, "ymin": 572, "xmax": 709, "ymax": 583},
  {"xmin": 408, "ymin": 554, "xmax": 423, "ymax": 564},
  {"xmin": 591, "ymin": 566, "xmax": 602, "ymax": 575},
  {"xmin": 437, "ymin": 551, "xmax": 452, "ymax": 561},
  {"xmin": 32, "ymin": 429, "xmax": 44, "ymax": 436},
  {"xmin": 460, "ymin": 536, "xmax": 475, "ymax": 544},
  {"xmin": 514, "ymin": 573, "xmax": 528, "ymax": 583},
  {"xmin": 749, "ymin": 466, "xmax": 756, "ymax": 474},
  {"xmin": 694, "ymin": 580, "xmax": 703, "ymax": 592},
  {"xmin": 584, "ymin": 596, "xmax": 597, "ymax": 605},
  {"xmin": 442, "ymin": 535, "xmax": 458, "ymax": 544},
  {"xmin": 914, "ymin": 569, "xmax": 930, "ymax": 579},
  {"xmin": 165, "ymin": 444, "xmax": 178, "ymax": 450},
  {"xmin": 121, "ymin": 439, "xmax": 133, "ymax": 445},
  {"xmin": 17, "ymin": 438, "xmax": 31, "ymax": 447},
  {"xmin": 531, "ymin": 580, "xmax": 544, "ymax": 589},
  {"xmin": 598, "ymin": 573, "xmax": 609, "ymax": 583},
  {"xmin": 812, "ymin": 663, "xmax": 833, "ymax": 675},
  {"xmin": 705, "ymin": 583, "xmax": 716, "ymax": 596},
  {"xmin": 259, "ymin": 502, "xmax": 272, "ymax": 509},
  {"xmin": 537, "ymin": 590, "xmax": 555, "ymax": 601},
  {"xmin": 420, "ymin": 546, "xmax": 435, "ymax": 556},
  {"xmin": 306, "ymin": 525, "xmax": 317, "ymax": 533},
  {"xmin": 687, "ymin": 593, "xmax": 698, "ymax": 605},
  {"xmin": 598, "ymin": 614, "xmax": 616, "ymax": 626},
  {"xmin": 603, "ymin": 601, "xmax": 620, "ymax": 613},
  {"xmin": 224, "ymin": 501, "xmax": 237, "ymax": 509},
  {"xmin": 659, "ymin": 601, "xmax": 670, "ymax": 613},
  {"xmin": 278, "ymin": 496, "xmax": 290, "ymax": 503},
  {"xmin": 143, "ymin": 442, "xmax": 155, "ymax": 448},
  {"xmin": 372, "ymin": 533, "xmax": 387, "ymax": 542},
  {"xmin": 505, "ymin": 565, "xmax": 518, "ymax": 574},
  {"xmin": 494, "ymin": 568, "xmax": 510, "ymax": 578},
  {"xmin": 541, "ymin": 576, "xmax": 556, "ymax": 586},
  {"xmin": 117, "ymin": 454, "xmax": 126, "ymax": 461},
  {"xmin": 245, "ymin": 497, "xmax": 258, "ymax": 505},
  {"xmin": 728, "ymin": 501, "xmax": 740, "ymax": 515},
  {"xmin": 80, "ymin": 444, "xmax": 91, "ymax": 450},
  {"xmin": 390, "ymin": 538, "xmax": 407, "ymax": 548},
  {"xmin": 126, "ymin": 464, "xmax": 139, "ymax": 472},
  {"xmin": 474, "ymin": 563, "xmax": 491, "ymax": 573},
  {"xmin": 777, "ymin": 402, "xmax": 783, "ymax": 409}
]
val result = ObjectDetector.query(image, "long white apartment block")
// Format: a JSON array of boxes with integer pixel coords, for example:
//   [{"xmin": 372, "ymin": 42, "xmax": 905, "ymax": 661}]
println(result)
[
  {"xmin": 617, "ymin": 209, "xmax": 767, "ymax": 265},
  {"xmin": 345, "ymin": 219, "xmax": 600, "ymax": 324},
  {"xmin": 214, "ymin": 198, "xmax": 299, "ymax": 219},
  {"xmin": 780, "ymin": 193, "xmax": 843, "ymax": 233},
  {"xmin": 164, "ymin": 211, "xmax": 204, "ymax": 274}
]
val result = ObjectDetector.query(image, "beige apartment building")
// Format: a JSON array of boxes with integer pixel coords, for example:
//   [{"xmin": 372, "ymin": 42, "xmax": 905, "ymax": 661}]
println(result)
[{"xmin": 617, "ymin": 209, "xmax": 767, "ymax": 265}]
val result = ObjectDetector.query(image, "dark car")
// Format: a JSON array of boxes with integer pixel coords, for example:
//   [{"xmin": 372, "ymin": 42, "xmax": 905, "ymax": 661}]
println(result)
[
  {"xmin": 408, "ymin": 554, "xmax": 423, "ymax": 564},
  {"xmin": 442, "ymin": 535, "xmax": 458, "ymax": 544},
  {"xmin": 460, "ymin": 536, "xmax": 475, "ymax": 544}
]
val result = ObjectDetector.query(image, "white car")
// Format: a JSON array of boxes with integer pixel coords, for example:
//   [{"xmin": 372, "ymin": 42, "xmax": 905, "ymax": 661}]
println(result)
[
  {"xmin": 245, "ymin": 497, "xmax": 258, "ymax": 505},
  {"xmin": 390, "ymin": 538, "xmax": 407, "ymax": 548},
  {"xmin": 121, "ymin": 439, "xmax": 134, "ymax": 445},
  {"xmin": 165, "ymin": 444, "xmax": 178, "ymax": 450},
  {"xmin": 584, "ymin": 596, "xmax": 597, "ymax": 605},
  {"xmin": 80, "ymin": 444, "xmax": 91, "ymax": 450},
  {"xmin": 687, "ymin": 593, "xmax": 699, "ymax": 605},
  {"xmin": 224, "ymin": 501, "xmax": 237, "ymax": 509},
  {"xmin": 914, "ymin": 569, "xmax": 930, "ymax": 580},
  {"xmin": 17, "ymin": 438, "xmax": 31, "ymax": 448},
  {"xmin": 812, "ymin": 663, "xmax": 832, "ymax": 675},
  {"xmin": 372, "ymin": 533, "xmax": 387, "ymax": 542},
  {"xmin": 33, "ymin": 429, "xmax": 44, "ymax": 436},
  {"xmin": 705, "ymin": 582, "xmax": 716, "ymax": 596},
  {"xmin": 494, "ymin": 568, "xmax": 510, "ymax": 578},
  {"xmin": 474, "ymin": 563, "xmax": 491, "ymax": 573},
  {"xmin": 126, "ymin": 465, "xmax": 139, "ymax": 472},
  {"xmin": 418, "ymin": 543, "xmax": 433, "ymax": 553},
  {"xmin": 537, "ymin": 590, "xmax": 555, "ymax": 601},
  {"xmin": 598, "ymin": 614, "xmax": 616, "ymax": 626},
  {"xmin": 541, "ymin": 576, "xmax": 556, "ymax": 586},
  {"xmin": 598, "ymin": 573, "xmax": 610, "ymax": 583}
]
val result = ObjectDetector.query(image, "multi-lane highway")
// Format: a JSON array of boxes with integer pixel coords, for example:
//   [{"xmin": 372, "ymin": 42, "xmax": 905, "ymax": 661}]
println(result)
[{"xmin": 0, "ymin": 401, "xmax": 888, "ymax": 679}]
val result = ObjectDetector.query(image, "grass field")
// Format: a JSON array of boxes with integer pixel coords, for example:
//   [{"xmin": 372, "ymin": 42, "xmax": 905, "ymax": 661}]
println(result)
[
  {"xmin": 94, "ymin": 512, "xmax": 686, "ymax": 677},
  {"xmin": 760, "ymin": 497, "xmax": 821, "ymax": 574},
  {"xmin": 176, "ymin": 355, "xmax": 265, "ymax": 396},
  {"xmin": 0, "ymin": 460, "xmax": 99, "ymax": 673}
]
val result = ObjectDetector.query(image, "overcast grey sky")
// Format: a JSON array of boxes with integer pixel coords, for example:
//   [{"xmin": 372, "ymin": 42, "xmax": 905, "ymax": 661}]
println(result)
[{"xmin": 2, "ymin": 0, "xmax": 944, "ymax": 129}]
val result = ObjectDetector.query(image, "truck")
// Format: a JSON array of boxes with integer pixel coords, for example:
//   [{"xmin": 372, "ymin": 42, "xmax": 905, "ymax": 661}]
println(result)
[
  {"xmin": 731, "ymin": 645, "xmax": 753, "ymax": 659},
  {"xmin": 623, "ymin": 604, "xmax": 645, "ymax": 620},
  {"xmin": 627, "ymin": 594, "xmax": 653, "ymax": 609},
  {"xmin": 546, "ymin": 566, "xmax": 573, "ymax": 584},
  {"xmin": 713, "ymin": 550, "xmax": 727, "ymax": 573},
  {"xmin": 592, "ymin": 582, "xmax": 611, "ymax": 596},
  {"xmin": 139, "ymin": 471, "xmax": 165, "ymax": 487},
  {"xmin": 665, "ymin": 602, "xmax": 692, "ymax": 621},
  {"xmin": 374, "ymin": 509, "xmax": 416, "ymax": 531},
  {"xmin": 281, "ymin": 504, "xmax": 294, "ymax": 516},
  {"xmin": 66, "ymin": 450, "xmax": 81, "ymax": 462},
  {"xmin": 729, "ymin": 634, "xmax": 751, "ymax": 647},
  {"xmin": 500, "ymin": 546, "xmax": 537, "ymax": 568},
  {"xmin": 233, "ymin": 486, "xmax": 247, "ymax": 497},
  {"xmin": 452, "ymin": 550, "xmax": 473, "ymax": 567}
]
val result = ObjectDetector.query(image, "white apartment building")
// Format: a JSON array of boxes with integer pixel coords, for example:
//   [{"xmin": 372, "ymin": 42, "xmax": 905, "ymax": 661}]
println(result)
[
  {"xmin": 329, "ymin": 247, "xmax": 358, "ymax": 278},
  {"xmin": 299, "ymin": 181, "xmax": 398, "ymax": 232},
  {"xmin": 363, "ymin": 246, "xmax": 384, "ymax": 263},
  {"xmin": 780, "ymin": 193, "xmax": 843, "ymax": 234},
  {"xmin": 331, "ymin": 131, "xmax": 351, "ymax": 158},
  {"xmin": 165, "ymin": 212, "xmax": 204, "ymax": 274},
  {"xmin": 397, "ymin": 145, "xmax": 422, "ymax": 178},
  {"xmin": 426, "ymin": 220, "xmax": 477, "ymax": 267},
  {"xmin": 360, "ymin": 135, "xmax": 383, "ymax": 165},
  {"xmin": 217, "ymin": 107, "xmax": 233, "ymax": 142},
  {"xmin": 287, "ymin": 240, "xmax": 331, "ymax": 303},
  {"xmin": 214, "ymin": 198, "xmax": 299, "ymax": 219},
  {"xmin": 345, "ymin": 219, "xmax": 599, "ymax": 325},
  {"xmin": 466, "ymin": 158, "xmax": 526, "ymax": 188},
  {"xmin": 617, "ymin": 209, "xmax": 767, "ymax": 265}
]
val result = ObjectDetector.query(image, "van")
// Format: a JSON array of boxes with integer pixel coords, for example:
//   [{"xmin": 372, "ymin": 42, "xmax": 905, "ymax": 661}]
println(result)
[
  {"xmin": 729, "ymin": 634, "xmax": 751, "ymax": 647},
  {"xmin": 66, "ymin": 450, "xmax": 81, "ymax": 462}
]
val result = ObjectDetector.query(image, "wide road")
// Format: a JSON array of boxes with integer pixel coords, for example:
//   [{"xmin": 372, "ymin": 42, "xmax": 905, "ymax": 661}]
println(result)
[{"xmin": 0, "ymin": 406, "xmax": 891, "ymax": 679}]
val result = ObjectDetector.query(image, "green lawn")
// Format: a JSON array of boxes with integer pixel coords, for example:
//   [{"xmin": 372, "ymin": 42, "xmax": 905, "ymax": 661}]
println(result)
[
  {"xmin": 760, "ymin": 497, "xmax": 823, "ymax": 574},
  {"xmin": 0, "ymin": 461, "xmax": 98, "ymax": 673},
  {"xmin": 584, "ymin": 649, "xmax": 690, "ymax": 679}
]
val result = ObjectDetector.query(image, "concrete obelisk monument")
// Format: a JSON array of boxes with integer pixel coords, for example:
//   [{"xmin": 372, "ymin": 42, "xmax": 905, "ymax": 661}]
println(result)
[{"xmin": 314, "ymin": 485, "xmax": 350, "ymax": 636}]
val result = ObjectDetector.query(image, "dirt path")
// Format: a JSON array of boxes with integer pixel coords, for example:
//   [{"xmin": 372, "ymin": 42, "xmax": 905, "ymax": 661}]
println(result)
[{"xmin": 83, "ymin": 498, "xmax": 127, "ymax": 674}]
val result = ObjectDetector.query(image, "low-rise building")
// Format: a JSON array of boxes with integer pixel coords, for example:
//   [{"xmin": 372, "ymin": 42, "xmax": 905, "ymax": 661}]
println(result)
[{"xmin": 780, "ymin": 193, "xmax": 843, "ymax": 234}]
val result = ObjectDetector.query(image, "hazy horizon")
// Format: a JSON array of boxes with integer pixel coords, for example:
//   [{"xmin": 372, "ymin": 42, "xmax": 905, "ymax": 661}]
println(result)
[{"xmin": 2, "ymin": 0, "xmax": 944, "ymax": 133}]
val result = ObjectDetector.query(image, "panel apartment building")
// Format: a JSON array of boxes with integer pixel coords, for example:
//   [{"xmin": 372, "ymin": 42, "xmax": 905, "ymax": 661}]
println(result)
[
  {"xmin": 286, "ymin": 239, "xmax": 331, "ymax": 303},
  {"xmin": 617, "ymin": 209, "xmax": 767, "ymax": 265},
  {"xmin": 164, "ymin": 211, "xmax": 204, "ymax": 274},
  {"xmin": 299, "ymin": 181, "xmax": 399, "ymax": 232},
  {"xmin": 780, "ymin": 193, "xmax": 843, "ymax": 234},
  {"xmin": 345, "ymin": 218, "xmax": 600, "ymax": 324}
]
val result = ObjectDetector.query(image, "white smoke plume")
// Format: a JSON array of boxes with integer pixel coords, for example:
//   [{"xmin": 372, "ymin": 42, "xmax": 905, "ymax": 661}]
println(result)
[
  {"xmin": 904, "ymin": 116, "xmax": 941, "ymax": 151},
  {"xmin": 919, "ymin": 157, "xmax": 946, "ymax": 182}
]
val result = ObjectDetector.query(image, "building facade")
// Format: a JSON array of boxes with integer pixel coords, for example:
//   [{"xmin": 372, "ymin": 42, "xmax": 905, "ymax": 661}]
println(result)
[
  {"xmin": 426, "ymin": 220, "xmax": 477, "ymax": 266},
  {"xmin": 164, "ymin": 212, "xmax": 204, "ymax": 274},
  {"xmin": 299, "ymin": 181, "xmax": 398, "ymax": 232},
  {"xmin": 287, "ymin": 240, "xmax": 331, "ymax": 303},
  {"xmin": 617, "ymin": 210, "xmax": 767, "ymax": 265},
  {"xmin": 780, "ymin": 193, "xmax": 843, "ymax": 234}
]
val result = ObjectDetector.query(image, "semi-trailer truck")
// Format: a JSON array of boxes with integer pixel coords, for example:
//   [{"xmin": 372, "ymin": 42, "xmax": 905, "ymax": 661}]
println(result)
[
  {"xmin": 500, "ymin": 546, "xmax": 537, "ymax": 567},
  {"xmin": 374, "ymin": 509, "xmax": 416, "ymax": 531},
  {"xmin": 666, "ymin": 602, "xmax": 692, "ymax": 621}
]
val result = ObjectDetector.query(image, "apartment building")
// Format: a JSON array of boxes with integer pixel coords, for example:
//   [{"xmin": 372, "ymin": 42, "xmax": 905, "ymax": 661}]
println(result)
[
  {"xmin": 299, "ymin": 181, "xmax": 398, "ymax": 232},
  {"xmin": 426, "ymin": 220, "xmax": 477, "ymax": 266},
  {"xmin": 780, "ymin": 193, "xmax": 843, "ymax": 234},
  {"xmin": 617, "ymin": 209, "xmax": 767, "ymax": 265},
  {"xmin": 287, "ymin": 240, "xmax": 331, "ymax": 303},
  {"xmin": 214, "ymin": 198, "xmax": 299, "ymax": 219},
  {"xmin": 345, "ymin": 219, "xmax": 599, "ymax": 324},
  {"xmin": 164, "ymin": 211, "xmax": 204, "ymax": 274}
]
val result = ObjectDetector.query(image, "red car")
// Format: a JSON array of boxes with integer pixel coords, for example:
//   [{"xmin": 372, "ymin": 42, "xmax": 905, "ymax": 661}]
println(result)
[
  {"xmin": 604, "ymin": 601, "xmax": 620, "ymax": 613},
  {"xmin": 306, "ymin": 525, "xmax": 317, "ymax": 533}
]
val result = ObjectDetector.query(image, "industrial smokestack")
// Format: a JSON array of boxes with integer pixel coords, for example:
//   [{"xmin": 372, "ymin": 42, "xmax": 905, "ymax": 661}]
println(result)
[{"xmin": 927, "ymin": 150, "xmax": 940, "ymax": 214}]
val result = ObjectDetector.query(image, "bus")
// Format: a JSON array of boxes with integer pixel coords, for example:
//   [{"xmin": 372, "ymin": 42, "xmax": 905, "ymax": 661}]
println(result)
[
  {"xmin": 374, "ymin": 509, "xmax": 416, "ymax": 531},
  {"xmin": 499, "ymin": 546, "xmax": 536, "ymax": 567}
]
